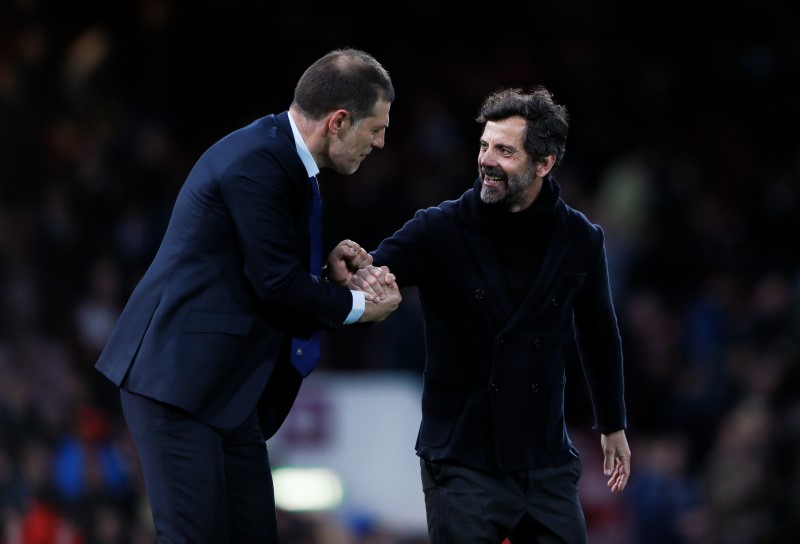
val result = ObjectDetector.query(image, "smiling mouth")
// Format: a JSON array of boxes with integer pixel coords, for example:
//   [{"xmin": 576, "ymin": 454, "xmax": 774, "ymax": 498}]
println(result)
[{"xmin": 483, "ymin": 175, "xmax": 505, "ymax": 189}]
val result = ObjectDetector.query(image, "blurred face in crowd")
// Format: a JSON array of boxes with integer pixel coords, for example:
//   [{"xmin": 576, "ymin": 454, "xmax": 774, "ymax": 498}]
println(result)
[
  {"xmin": 328, "ymin": 100, "xmax": 391, "ymax": 175},
  {"xmin": 478, "ymin": 116, "xmax": 538, "ymax": 212}
]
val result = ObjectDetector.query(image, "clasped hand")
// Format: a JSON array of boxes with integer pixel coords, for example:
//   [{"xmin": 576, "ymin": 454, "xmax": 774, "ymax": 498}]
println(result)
[{"xmin": 326, "ymin": 240, "xmax": 401, "ymax": 322}]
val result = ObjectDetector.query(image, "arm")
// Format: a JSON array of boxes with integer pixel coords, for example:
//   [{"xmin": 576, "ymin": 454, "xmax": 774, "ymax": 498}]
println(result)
[
  {"xmin": 573, "ymin": 227, "xmax": 630, "ymax": 492},
  {"xmin": 221, "ymin": 164, "xmax": 352, "ymax": 324},
  {"xmin": 573, "ymin": 232, "xmax": 626, "ymax": 433}
]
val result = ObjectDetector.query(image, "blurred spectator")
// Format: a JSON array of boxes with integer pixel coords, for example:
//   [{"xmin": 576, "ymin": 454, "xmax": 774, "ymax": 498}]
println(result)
[{"xmin": 624, "ymin": 434, "xmax": 711, "ymax": 544}]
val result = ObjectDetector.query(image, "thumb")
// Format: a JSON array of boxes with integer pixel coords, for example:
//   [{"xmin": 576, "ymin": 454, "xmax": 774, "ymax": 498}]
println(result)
[{"xmin": 603, "ymin": 454, "xmax": 615, "ymax": 475}]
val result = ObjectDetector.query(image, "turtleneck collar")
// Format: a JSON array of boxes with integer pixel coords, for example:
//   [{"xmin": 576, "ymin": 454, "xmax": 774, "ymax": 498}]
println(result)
[{"xmin": 471, "ymin": 175, "xmax": 560, "ymax": 230}]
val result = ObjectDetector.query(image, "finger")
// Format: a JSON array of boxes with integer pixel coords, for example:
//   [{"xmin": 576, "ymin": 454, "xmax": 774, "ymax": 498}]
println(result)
[
  {"xmin": 350, "ymin": 270, "xmax": 377, "ymax": 296},
  {"xmin": 378, "ymin": 266, "xmax": 396, "ymax": 286},
  {"xmin": 607, "ymin": 460, "xmax": 628, "ymax": 493},
  {"xmin": 609, "ymin": 471, "xmax": 627, "ymax": 493},
  {"xmin": 349, "ymin": 276, "xmax": 371, "ymax": 294},
  {"xmin": 346, "ymin": 248, "xmax": 372, "ymax": 268},
  {"xmin": 356, "ymin": 250, "xmax": 373, "ymax": 268},
  {"xmin": 351, "ymin": 268, "xmax": 380, "ymax": 300},
  {"xmin": 341, "ymin": 246, "xmax": 360, "ymax": 261},
  {"xmin": 366, "ymin": 270, "xmax": 386, "ymax": 300},
  {"xmin": 603, "ymin": 455, "xmax": 615, "ymax": 476}
]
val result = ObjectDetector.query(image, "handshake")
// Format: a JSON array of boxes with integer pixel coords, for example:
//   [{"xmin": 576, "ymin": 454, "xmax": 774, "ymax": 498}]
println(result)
[{"xmin": 326, "ymin": 239, "xmax": 401, "ymax": 323}]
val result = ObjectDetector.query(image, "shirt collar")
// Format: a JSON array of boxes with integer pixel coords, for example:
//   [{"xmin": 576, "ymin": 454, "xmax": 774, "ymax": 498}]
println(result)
[{"xmin": 287, "ymin": 110, "xmax": 320, "ymax": 179}]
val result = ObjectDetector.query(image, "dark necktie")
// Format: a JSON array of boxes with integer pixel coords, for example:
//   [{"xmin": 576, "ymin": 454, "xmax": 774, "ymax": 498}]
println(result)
[{"xmin": 290, "ymin": 175, "xmax": 322, "ymax": 378}]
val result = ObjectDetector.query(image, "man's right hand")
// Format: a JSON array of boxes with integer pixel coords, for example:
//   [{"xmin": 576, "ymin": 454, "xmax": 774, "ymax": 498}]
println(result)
[
  {"xmin": 353, "ymin": 266, "xmax": 401, "ymax": 322},
  {"xmin": 358, "ymin": 282, "xmax": 401, "ymax": 322},
  {"xmin": 349, "ymin": 265, "xmax": 396, "ymax": 302}
]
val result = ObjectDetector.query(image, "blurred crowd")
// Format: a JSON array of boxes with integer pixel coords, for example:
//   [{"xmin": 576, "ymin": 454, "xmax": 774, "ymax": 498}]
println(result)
[{"xmin": 2, "ymin": 1, "xmax": 800, "ymax": 543}]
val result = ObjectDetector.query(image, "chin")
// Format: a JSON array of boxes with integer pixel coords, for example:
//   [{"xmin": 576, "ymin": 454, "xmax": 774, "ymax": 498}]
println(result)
[
  {"xmin": 480, "ymin": 186, "xmax": 504, "ymax": 204},
  {"xmin": 335, "ymin": 163, "xmax": 358, "ymax": 176}
]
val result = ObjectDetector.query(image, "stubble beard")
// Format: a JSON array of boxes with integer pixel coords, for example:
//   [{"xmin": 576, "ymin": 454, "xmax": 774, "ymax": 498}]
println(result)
[{"xmin": 479, "ymin": 163, "xmax": 536, "ymax": 209}]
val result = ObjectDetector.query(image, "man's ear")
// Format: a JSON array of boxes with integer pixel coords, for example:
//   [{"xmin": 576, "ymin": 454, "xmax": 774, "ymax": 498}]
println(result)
[
  {"xmin": 536, "ymin": 154, "xmax": 557, "ymax": 178},
  {"xmin": 326, "ymin": 109, "xmax": 350, "ymax": 135}
]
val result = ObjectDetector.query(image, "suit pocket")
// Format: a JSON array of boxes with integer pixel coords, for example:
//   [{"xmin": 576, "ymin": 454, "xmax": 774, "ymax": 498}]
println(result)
[{"xmin": 181, "ymin": 311, "xmax": 254, "ymax": 336}]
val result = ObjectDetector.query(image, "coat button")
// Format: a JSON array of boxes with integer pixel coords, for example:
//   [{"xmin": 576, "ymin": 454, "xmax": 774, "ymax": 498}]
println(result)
[
  {"xmin": 490, "ymin": 383, "xmax": 499, "ymax": 392},
  {"xmin": 531, "ymin": 383, "xmax": 539, "ymax": 394},
  {"xmin": 550, "ymin": 297, "xmax": 558, "ymax": 307},
  {"xmin": 533, "ymin": 338, "xmax": 542, "ymax": 348},
  {"xmin": 475, "ymin": 289, "xmax": 485, "ymax": 299}
]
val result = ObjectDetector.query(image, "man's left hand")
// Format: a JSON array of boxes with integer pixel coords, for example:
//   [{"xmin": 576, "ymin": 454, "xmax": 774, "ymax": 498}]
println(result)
[{"xmin": 326, "ymin": 239, "xmax": 372, "ymax": 287}]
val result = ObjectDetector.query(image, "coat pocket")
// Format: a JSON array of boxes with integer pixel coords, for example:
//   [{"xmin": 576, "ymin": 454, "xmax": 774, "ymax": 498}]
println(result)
[{"xmin": 418, "ymin": 377, "xmax": 467, "ymax": 448}]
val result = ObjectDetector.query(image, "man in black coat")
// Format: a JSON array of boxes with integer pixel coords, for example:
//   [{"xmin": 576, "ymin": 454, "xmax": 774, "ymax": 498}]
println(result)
[
  {"xmin": 95, "ymin": 48, "xmax": 401, "ymax": 543},
  {"xmin": 353, "ymin": 87, "xmax": 631, "ymax": 543}
]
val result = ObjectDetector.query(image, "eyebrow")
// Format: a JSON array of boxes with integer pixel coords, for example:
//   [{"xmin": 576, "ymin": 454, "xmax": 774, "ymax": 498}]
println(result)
[{"xmin": 481, "ymin": 139, "xmax": 518, "ymax": 152}]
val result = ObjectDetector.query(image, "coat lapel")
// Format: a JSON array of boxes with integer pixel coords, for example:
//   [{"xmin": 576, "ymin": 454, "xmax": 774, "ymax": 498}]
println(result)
[
  {"xmin": 459, "ymin": 192, "xmax": 515, "ymax": 329},
  {"xmin": 503, "ymin": 201, "xmax": 573, "ymax": 332}
]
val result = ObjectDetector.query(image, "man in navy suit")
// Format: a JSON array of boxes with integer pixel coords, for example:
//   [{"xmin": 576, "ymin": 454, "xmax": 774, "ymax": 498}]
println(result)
[
  {"xmin": 353, "ymin": 87, "xmax": 631, "ymax": 543},
  {"xmin": 95, "ymin": 48, "xmax": 401, "ymax": 543}
]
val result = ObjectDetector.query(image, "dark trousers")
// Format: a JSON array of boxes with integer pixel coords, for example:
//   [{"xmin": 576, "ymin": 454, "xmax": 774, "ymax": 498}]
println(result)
[
  {"xmin": 120, "ymin": 388, "xmax": 277, "ymax": 543},
  {"xmin": 421, "ymin": 457, "xmax": 587, "ymax": 544}
]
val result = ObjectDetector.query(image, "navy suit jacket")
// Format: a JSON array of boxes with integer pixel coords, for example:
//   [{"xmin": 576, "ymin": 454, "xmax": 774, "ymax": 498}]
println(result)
[
  {"xmin": 96, "ymin": 112, "xmax": 353, "ymax": 438},
  {"xmin": 371, "ymin": 177, "xmax": 626, "ymax": 471}
]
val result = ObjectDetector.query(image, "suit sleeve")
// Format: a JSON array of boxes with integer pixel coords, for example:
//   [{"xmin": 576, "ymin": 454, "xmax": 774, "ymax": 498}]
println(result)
[{"xmin": 220, "ymin": 153, "xmax": 352, "ymax": 329}]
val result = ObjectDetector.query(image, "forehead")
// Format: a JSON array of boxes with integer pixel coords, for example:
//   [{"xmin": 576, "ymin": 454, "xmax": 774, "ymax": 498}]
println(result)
[
  {"xmin": 481, "ymin": 117, "xmax": 526, "ymax": 147},
  {"xmin": 360, "ymin": 100, "xmax": 391, "ymax": 129}
]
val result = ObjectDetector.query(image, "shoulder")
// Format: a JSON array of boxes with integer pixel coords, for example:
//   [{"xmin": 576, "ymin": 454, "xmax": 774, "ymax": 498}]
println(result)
[
  {"xmin": 203, "ymin": 113, "xmax": 303, "ymax": 181},
  {"xmin": 213, "ymin": 113, "xmax": 292, "ymax": 154},
  {"xmin": 425, "ymin": 195, "xmax": 461, "ymax": 217},
  {"xmin": 559, "ymin": 200, "xmax": 605, "ymax": 245},
  {"xmin": 404, "ymin": 193, "xmax": 466, "ymax": 234}
]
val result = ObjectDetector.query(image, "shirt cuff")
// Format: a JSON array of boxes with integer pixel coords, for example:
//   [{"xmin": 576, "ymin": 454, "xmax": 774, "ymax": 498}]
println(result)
[{"xmin": 344, "ymin": 290, "xmax": 365, "ymax": 324}]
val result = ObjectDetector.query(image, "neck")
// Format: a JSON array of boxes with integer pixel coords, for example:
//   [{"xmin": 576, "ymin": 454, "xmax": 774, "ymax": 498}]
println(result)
[
  {"xmin": 289, "ymin": 107, "xmax": 326, "ymax": 166},
  {"xmin": 508, "ymin": 177, "xmax": 544, "ymax": 213}
]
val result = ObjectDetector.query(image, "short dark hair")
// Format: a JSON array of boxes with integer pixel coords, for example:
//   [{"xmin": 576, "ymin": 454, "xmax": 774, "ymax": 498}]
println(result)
[
  {"xmin": 476, "ymin": 86, "xmax": 569, "ymax": 168},
  {"xmin": 292, "ymin": 48, "xmax": 395, "ymax": 124}
]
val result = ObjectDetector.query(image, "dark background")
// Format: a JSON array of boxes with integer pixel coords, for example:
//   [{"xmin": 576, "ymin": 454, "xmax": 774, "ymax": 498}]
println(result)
[{"xmin": 2, "ymin": 1, "xmax": 800, "ymax": 542}]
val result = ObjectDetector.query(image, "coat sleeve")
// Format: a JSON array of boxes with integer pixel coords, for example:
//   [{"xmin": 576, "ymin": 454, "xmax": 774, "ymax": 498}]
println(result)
[
  {"xmin": 370, "ymin": 207, "xmax": 435, "ymax": 287},
  {"xmin": 572, "ymin": 226, "xmax": 627, "ymax": 433}
]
